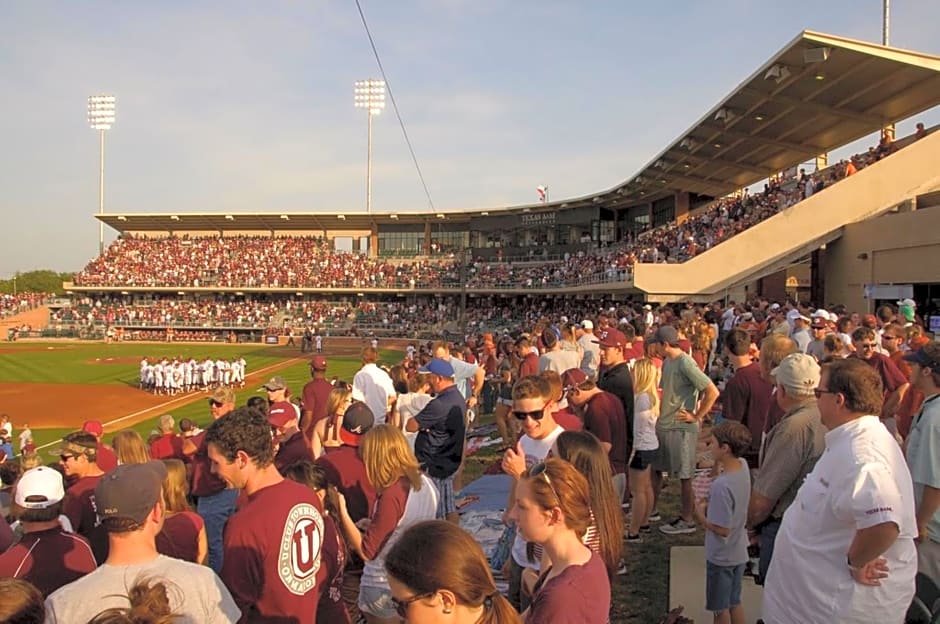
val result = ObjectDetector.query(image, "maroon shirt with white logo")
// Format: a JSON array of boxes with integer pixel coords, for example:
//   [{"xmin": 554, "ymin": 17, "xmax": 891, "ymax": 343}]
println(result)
[
  {"xmin": 62, "ymin": 475, "xmax": 108, "ymax": 564},
  {"xmin": 221, "ymin": 478, "xmax": 343, "ymax": 622}
]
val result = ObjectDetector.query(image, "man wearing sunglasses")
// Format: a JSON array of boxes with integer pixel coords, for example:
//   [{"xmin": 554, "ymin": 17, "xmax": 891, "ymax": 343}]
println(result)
[
  {"xmin": 182, "ymin": 386, "xmax": 238, "ymax": 573},
  {"xmin": 500, "ymin": 375, "xmax": 564, "ymax": 611},
  {"xmin": 850, "ymin": 326, "xmax": 908, "ymax": 436},
  {"xmin": 762, "ymin": 358, "xmax": 917, "ymax": 623},
  {"xmin": 55, "ymin": 431, "xmax": 107, "ymax": 563}
]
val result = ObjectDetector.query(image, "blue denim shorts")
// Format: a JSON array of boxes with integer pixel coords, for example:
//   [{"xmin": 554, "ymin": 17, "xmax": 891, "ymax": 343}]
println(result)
[
  {"xmin": 705, "ymin": 561, "xmax": 744, "ymax": 613},
  {"xmin": 358, "ymin": 584, "xmax": 396, "ymax": 620}
]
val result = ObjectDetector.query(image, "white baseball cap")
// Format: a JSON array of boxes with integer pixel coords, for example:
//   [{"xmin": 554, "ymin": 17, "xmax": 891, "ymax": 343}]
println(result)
[
  {"xmin": 15, "ymin": 467, "xmax": 65, "ymax": 509},
  {"xmin": 581, "ymin": 320, "xmax": 594, "ymax": 330},
  {"xmin": 787, "ymin": 309, "xmax": 811, "ymax": 322},
  {"xmin": 897, "ymin": 298, "xmax": 916, "ymax": 308}
]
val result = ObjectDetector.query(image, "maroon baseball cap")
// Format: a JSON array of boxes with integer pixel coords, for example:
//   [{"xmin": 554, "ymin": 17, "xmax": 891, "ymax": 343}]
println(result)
[
  {"xmin": 561, "ymin": 368, "xmax": 587, "ymax": 391},
  {"xmin": 310, "ymin": 356, "xmax": 328, "ymax": 371},
  {"xmin": 593, "ymin": 328, "xmax": 627, "ymax": 348},
  {"xmin": 82, "ymin": 420, "xmax": 104, "ymax": 437},
  {"xmin": 339, "ymin": 402, "xmax": 375, "ymax": 447},
  {"xmin": 267, "ymin": 401, "xmax": 297, "ymax": 428}
]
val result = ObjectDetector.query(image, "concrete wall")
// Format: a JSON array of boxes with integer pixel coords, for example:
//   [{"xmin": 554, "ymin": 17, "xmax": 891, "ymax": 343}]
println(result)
[
  {"xmin": 825, "ymin": 205, "xmax": 940, "ymax": 312},
  {"xmin": 632, "ymin": 129, "xmax": 940, "ymax": 300}
]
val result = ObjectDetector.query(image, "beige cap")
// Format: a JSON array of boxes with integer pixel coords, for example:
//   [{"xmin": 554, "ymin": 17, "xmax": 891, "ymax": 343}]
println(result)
[{"xmin": 771, "ymin": 353, "xmax": 820, "ymax": 396}]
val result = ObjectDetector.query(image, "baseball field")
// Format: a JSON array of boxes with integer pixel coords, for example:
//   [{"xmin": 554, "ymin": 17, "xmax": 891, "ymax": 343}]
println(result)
[{"xmin": 0, "ymin": 338, "xmax": 405, "ymax": 457}]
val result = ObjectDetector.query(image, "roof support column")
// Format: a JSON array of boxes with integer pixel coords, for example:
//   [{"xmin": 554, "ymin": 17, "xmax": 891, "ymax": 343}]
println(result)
[{"xmin": 674, "ymin": 192, "xmax": 691, "ymax": 225}]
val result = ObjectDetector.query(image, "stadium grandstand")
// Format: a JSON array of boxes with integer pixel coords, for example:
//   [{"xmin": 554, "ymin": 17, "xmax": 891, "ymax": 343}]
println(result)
[{"xmin": 53, "ymin": 30, "xmax": 940, "ymax": 341}]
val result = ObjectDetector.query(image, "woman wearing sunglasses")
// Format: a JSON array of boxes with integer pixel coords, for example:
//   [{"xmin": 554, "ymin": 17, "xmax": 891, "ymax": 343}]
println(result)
[
  {"xmin": 335, "ymin": 425, "xmax": 438, "ymax": 624},
  {"xmin": 510, "ymin": 458, "xmax": 611, "ymax": 623},
  {"xmin": 384, "ymin": 520, "xmax": 521, "ymax": 624}
]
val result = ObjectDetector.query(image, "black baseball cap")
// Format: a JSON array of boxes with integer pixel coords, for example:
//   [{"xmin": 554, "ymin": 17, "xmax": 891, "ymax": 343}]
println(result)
[
  {"xmin": 95, "ymin": 461, "xmax": 167, "ymax": 527},
  {"xmin": 340, "ymin": 401, "xmax": 375, "ymax": 447}
]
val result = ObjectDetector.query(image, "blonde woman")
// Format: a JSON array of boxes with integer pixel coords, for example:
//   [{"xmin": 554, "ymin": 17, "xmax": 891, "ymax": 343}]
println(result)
[
  {"xmin": 156, "ymin": 459, "xmax": 207, "ymax": 564},
  {"xmin": 335, "ymin": 425, "xmax": 438, "ymax": 624},
  {"xmin": 627, "ymin": 358, "xmax": 660, "ymax": 541},
  {"xmin": 111, "ymin": 430, "xmax": 150, "ymax": 465},
  {"xmin": 312, "ymin": 382, "xmax": 354, "ymax": 458}
]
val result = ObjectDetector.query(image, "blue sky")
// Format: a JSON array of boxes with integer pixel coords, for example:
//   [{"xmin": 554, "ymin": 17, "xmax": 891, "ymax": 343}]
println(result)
[{"xmin": 2, "ymin": 1, "xmax": 939, "ymax": 275}]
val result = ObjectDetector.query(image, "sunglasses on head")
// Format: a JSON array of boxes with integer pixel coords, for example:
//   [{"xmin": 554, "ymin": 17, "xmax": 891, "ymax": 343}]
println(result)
[
  {"xmin": 528, "ymin": 461, "xmax": 561, "ymax": 503},
  {"xmin": 512, "ymin": 406, "xmax": 547, "ymax": 421},
  {"xmin": 392, "ymin": 592, "xmax": 434, "ymax": 618}
]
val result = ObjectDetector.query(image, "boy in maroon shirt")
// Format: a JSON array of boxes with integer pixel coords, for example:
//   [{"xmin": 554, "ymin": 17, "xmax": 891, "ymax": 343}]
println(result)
[
  {"xmin": 207, "ymin": 407, "xmax": 345, "ymax": 623},
  {"xmin": 0, "ymin": 466, "xmax": 97, "ymax": 596},
  {"xmin": 301, "ymin": 355, "xmax": 333, "ymax": 431},
  {"xmin": 55, "ymin": 431, "xmax": 108, "ymax": 563},
  {"xmin": 82, "ymin": 420, "xmax": 118, "ymax": 472}
]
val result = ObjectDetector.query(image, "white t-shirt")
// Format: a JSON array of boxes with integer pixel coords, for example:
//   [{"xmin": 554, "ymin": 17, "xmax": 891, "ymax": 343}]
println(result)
[
  {"xmin": 353, "ymin": 363, "xmax": 397, "ymax": 426},
  {"xmin": 763, "ymin": 415, "xmax": 917, "ymax": 624},
  {"xmin": 396, "ymin": 392, "xmax": 433, "ymax": 450},
  {"xmin": 633, "ymin": 392, "xmax": 659, "ymax": 452},
  {"xmin": 45, "ymin": 554, "xmax": 241, "ymax": 624},
  {"xmin": 510, "ymin": 425, "xmax": 565, "ymax": 568}
]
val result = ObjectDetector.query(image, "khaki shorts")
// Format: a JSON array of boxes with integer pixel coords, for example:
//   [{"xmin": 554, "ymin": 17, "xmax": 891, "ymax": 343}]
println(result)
[{"xmin": 654, "ymin": 429, "xmax": 697, "ymax": 479}]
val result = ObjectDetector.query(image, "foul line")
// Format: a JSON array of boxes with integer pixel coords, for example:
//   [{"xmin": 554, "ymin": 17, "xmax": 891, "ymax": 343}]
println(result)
[{"xmin": 32, "ymin": 356, "xmax": 305, "ymax": 455}]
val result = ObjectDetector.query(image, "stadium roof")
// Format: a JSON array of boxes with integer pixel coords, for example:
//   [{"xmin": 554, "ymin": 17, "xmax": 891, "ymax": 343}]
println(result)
[{"xmin": 98, "ymin": 30, "xmax": 940, "ymax": 234}]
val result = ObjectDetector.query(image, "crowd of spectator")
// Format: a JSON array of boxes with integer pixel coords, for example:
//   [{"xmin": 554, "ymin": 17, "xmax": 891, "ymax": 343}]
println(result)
[{"xmin": 0, "ymin": 293, "xmax": 48, "ymax": 318}]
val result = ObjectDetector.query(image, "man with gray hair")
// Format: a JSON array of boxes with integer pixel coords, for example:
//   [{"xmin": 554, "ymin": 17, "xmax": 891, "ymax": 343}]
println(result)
[
  {"xmin": 747, "ymin": 353, "xmax": 827, "ymax": 584},
  {"xmin": 149, "ymin": 413, "xmax": 183, "ymax": 461}
]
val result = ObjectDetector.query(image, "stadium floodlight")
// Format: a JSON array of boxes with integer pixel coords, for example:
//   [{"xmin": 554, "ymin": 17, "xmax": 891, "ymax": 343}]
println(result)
[
  {"xmin": 354, "ymin": 79, "xmax": 386, "ymax": 214},
  {"xmin": 88, "ymin": 94, "xmax": 116, "ymax": 256}
]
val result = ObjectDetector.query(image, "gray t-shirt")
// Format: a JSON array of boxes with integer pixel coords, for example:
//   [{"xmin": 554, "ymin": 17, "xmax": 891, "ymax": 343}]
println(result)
[
  {"xmin": 45, "ymin": 554, "xmax": 241, "ymax": 624},
  {"xmin": 658, "ymin": 352, "xmax": 712, "ymax": 432},
  {"xmin": 578, "ymin": 334, "xmax": 600, "ymax": 378},
  {"xmin": 538, "ymin": 349, "xmax": 582, "ymax": 375},
  {"xmin": 705, "ymin": 458, "xmax": 750, "ymax": 567}
]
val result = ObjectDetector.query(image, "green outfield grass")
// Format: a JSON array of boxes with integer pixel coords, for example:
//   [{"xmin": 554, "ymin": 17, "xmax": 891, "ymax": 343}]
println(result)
[{"xmin": 0, "ymin": 342, "xmax": 402, "ymax": 456}]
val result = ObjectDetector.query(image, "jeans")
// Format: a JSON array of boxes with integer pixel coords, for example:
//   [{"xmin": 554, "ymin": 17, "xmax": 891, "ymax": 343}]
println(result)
[
  {"xmin": 757, "ymin": 518, "xmax": 782, "ymax": 586},
  {"xmin": 197, "ymin": 488, "xmax": 239, "ymax": 573}
]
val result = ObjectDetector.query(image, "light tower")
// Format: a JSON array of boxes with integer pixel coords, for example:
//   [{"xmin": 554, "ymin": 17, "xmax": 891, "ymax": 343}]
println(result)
[
  {"xmin": 88, "ymin": 94, "xmax": 116, "ymax": 255},
  {"xmin": 354, "ymin": 80, "xmax": 386, "ymax": 213}
]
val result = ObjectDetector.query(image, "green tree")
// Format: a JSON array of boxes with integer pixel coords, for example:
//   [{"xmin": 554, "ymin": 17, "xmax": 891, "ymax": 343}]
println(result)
[{"xmin": 0, "ymin": 271, "xmax": 74, "ymax": 295}]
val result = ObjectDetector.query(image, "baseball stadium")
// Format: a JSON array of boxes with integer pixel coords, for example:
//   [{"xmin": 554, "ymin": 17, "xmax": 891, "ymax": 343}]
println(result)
[{"xmin": 3, "ymin": 19, "xmax": 940, "ymax": 624}]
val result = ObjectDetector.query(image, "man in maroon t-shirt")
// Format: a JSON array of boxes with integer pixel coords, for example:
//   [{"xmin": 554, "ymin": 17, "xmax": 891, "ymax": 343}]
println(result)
[
  {"xmin": 516, "ymin": 337, "xmax": 539, "ymax": 378},
  {"xmin": 567, "ymin": 380, "xmax": 628, "ymax": 479},
  {"xmin": 82, "ymin": 420, "xmax": 117, "ymax": 473},
  {"xmin": 182, "ymin": 386, "xmax": 238, "ymax": 573},
  {"xmin": 270, "ymin": 401, "xmax": 310, "ymax": 473},
  {"xmin": 721, "ymin": 328, "xmax": 773, "ymax": 468},
  {"xmin": 851, "ymin": 326, "xmax": 909, "ymax": 433},
  {"xmin": 301, "ymin": 356, "xmax": 333, "ymax": 435},
  {"xmin": 56, "ymin": 431, "xmax": 108, "ymax": 563},
  {"xmin": 207, "ymin": 407, "xmax": 345, "ymax": 623},
  {"xmin": 149, "ymin": 413, "xmax": 184, "ymax": 461},
  {"xmin": 0, "ymin": 466, "xmax": 97, "ymax": 596},
  {"xmin": 316, "ymin": 402, "xmax": 377, "ymax": 623}
]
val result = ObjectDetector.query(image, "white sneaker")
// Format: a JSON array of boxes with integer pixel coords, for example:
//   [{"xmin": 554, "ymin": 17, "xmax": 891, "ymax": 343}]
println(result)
[{"xmin": 659, "ymin": 518, "xmax": 696, "ymax": 535}]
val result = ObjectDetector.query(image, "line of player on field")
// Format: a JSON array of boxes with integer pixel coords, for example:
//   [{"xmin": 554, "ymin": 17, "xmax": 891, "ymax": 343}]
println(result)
[{"xmin": 138, "ymin": 357, "xmax": 248, "ymax": 395}]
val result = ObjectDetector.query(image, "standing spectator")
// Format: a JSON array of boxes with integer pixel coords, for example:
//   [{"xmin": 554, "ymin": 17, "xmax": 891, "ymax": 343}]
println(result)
[
  {"xmin": 516, "ymin": 337, "xmax": 539, "ymax": 379},
  {"xmin": 0, "ymin": 467, "xmax": 97, "ymax": 596},
  {"xmin": 405, "ymin": 358, "xmax": 467, "ymax": 524},
  {"xmin": 721, "ymin": 328, "xmax": 773, "ymax": 468},
  {"xmin": 182, "ymin": 386, "xmax": 238, "ymax": 573},
  {"xmin": 44, "ymin": 461, "xmax": 240, "ymax": 623},
  {"xmin": 384, "ymin": 520, "xmax": 522, "ymax": 624},
  {"xmin": 301, "ymin": 355, "xmax": 333, "ymax": 438},
  {"xmin": 353, "ymin": 347, "xmax": 397, "ymax": 426},
  {"xmin": 747, "ymin": 353, "xmax": 826, "ymax": 585},
  {"xmin": 788, "ymin": 310, "xmax": 812, "ymax": 353},
  {"xmin": 312, "ymin": 383, "xmax": 355, "ymax": 458},
  {"xmin": 316, "ymin": 402, "xmax": 377, "ymax": 622},
  {"xmin": 393, "ymin": 372, "xmax": 433, "ymax": 450},
  {"xmin": 577, "ymin": 320, "xmax": 601, "ymax": 380},
  {"xmin": 565, "ymin": 380, "xmax": 628, "ymax": 501},
  {"xmin": 883, "ymin": 323, "xmax": 924, "ymax": 439},
  {"xmin": 148, "ymin": 414, "xmax": 183, "ymax": 461},
  {"xmin": 651, "ymin": 326, "xmax": 720, "ymax": 536},
  {"xmin": 692, "ymin": 421, "xmax": 751, "ymax": 624},
  {"xmin": 851, "ymin": 326, "xmax": 909, "ymax": 435},
  {"xmin": 627, "ymin": 358, "xmax": 660, "ymax": 541},
  {"xmin": 500, "ymin": 376, "xmax": 565, "ymax": 612},
  {"xmin": 207, "ymin": 408, "xmax": 342, "ymax": 622},
  {"xmin": 82, "ymin": 421, "xmax": 117, "ymax": 473},
  {"xmin": 56, "ymin": 432, "xmax": 108, "ymax": 563},
  {"xmin": 595, "ymin": 326, "xmax": 635, "ymax": 491},
  {"xmin": 269, "ymin": 401, "xmax": 308, "ymax": 473},
  {"xmin": 757, "ymin": 334, "xmax": 798, "ymax": 435},
  {"xmin": 18, "ymin": 423, "xmax": 33, "ymax": 453},
  {"xmin": 263, "ymin": 376, "xmax": 299, "ymax": 420},
  {"xmin": 762, "ymin": 359, "xmax": 917, "ymax": 623},
  {"xmin": 433, "ymin": 342, "xmax": 484, "ymax": 411},
  {"xmin": 111, "ymin": 430, "xmax": 150, "ymax": 465},
  {"xmin": 509, "ymin": 458, "xmax": 610, "ymax": 623},
  {"xmin": 902, "ymin": 343, "xmax": 940, "ymax": 588},
  {"xmin": 537, "ymin": 328, "xmax": 580, "ymax": 375},
  {"xmin": 156, "ymin": 459, "xmax": 207, "ymax": 565},
  {"xmin": 334, "ymin": 425, "xmax": 438, "ymax": 623},
  {"xmin": 806, "ymin": 316, "xmax": 830, "ymax": 361}
]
